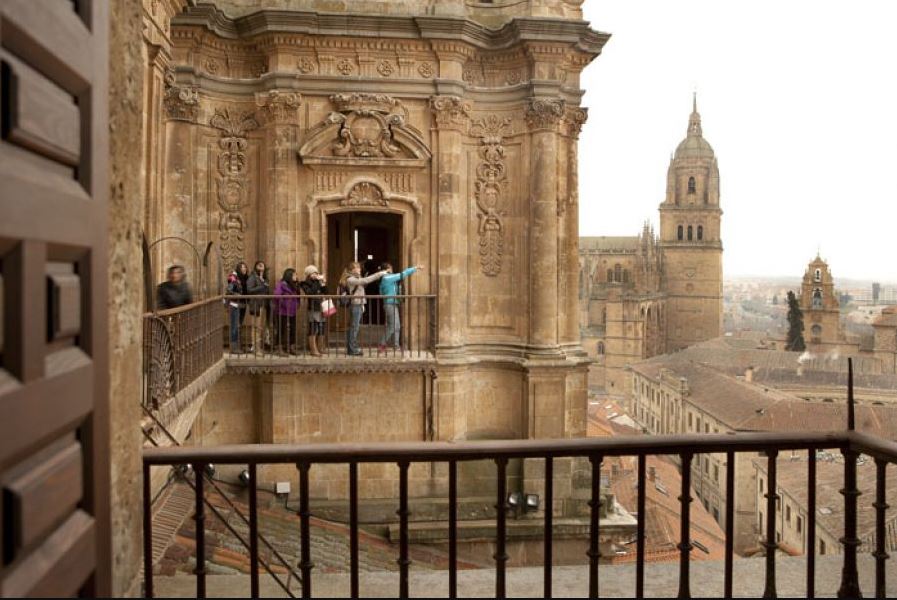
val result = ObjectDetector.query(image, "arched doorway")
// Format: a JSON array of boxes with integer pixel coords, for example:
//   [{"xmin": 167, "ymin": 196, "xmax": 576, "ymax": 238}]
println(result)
[{"xmin": 326, "ymin": 211, "xmax": 404, "ymax": 296}]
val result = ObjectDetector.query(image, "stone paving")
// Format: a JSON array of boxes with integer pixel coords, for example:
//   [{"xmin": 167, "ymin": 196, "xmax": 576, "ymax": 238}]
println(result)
[{"xmin": 154, "ymin": 553, "xmax": 893, "ymax": 598}]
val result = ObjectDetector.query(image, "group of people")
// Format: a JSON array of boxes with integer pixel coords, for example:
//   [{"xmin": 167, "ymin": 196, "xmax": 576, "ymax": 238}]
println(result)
[{"xmin": 223, "ymin": 259, "xmax": 422, "ymax": 356}]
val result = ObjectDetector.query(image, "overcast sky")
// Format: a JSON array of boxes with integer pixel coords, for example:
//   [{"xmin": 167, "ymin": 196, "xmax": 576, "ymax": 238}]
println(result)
[{"xmin": 577, "ymin": 1, "xmax": 897, "ymax": 283}]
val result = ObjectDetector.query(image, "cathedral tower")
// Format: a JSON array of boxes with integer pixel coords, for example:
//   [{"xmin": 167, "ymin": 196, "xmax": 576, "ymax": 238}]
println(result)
[{"xmin": 658, "ymin": 95, "xmax": 723, "ymax": 350}]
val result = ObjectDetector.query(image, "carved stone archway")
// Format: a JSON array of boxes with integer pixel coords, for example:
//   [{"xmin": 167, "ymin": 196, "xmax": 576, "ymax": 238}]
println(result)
[{"xmin": 305, "ymin": 177, "xmax": 423, "ymax": 279}]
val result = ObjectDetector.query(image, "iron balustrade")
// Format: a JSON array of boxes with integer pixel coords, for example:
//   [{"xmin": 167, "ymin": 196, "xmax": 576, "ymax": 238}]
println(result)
[
  {"xmin": 143, "ymin": 297, "xmax": 224, "ymax": 408},
  {"xmin": 223, "ymin": 294, "xmax": 437, "ymax": 359},
  {"xmin": 142, "ymin": 429, "xmax": 897, "ymax": 599}
]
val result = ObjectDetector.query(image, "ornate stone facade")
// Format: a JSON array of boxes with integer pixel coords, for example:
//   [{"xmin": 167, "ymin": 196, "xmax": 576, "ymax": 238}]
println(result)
[
  {"xmin": 580, "ymin": 99, "xmax": 723, "ymax": 394},
  {"xmin": 141, "ymin": 2, "xmax": 609, "ymax": 514}
]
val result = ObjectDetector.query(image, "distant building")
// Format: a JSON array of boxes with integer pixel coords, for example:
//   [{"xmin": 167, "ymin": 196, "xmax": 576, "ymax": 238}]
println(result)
[
  {"xmin": 580, "ymin": 96, "xmax": 723, "ymax": 393},
  {"xmin": 798, "ymin": 255, "xmax": 850, "ymax": 352}
]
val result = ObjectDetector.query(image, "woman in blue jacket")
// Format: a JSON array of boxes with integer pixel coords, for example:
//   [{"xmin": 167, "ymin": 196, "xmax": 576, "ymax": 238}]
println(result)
[{"xmin": 377, "ymin": 262, "xmax": 423, "ymax": 352}]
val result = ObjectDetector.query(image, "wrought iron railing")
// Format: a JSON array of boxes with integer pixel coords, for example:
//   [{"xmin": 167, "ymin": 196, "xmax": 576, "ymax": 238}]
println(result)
[
  {"xmin": 142, "ymin": 427, "xmax": 897, "ymax": 599},
  {"xmin": 142, "ymin": 297, "xmax": 224, "ymax": 408},
  {"xmin": 222, "ymin": 294, "xmax": 437, "ymax": 359}
]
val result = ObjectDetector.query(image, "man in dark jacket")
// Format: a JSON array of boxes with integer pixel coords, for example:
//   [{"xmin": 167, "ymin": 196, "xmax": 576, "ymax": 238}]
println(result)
[{"xmin": 156, "ymin": 265, "xmax": 193, "ymax": 310}]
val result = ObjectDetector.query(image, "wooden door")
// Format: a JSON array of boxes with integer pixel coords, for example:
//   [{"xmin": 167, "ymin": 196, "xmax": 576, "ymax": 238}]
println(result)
[{"xmin": 0, "ymin": 1, "xmax": 110, "ymax": 596}]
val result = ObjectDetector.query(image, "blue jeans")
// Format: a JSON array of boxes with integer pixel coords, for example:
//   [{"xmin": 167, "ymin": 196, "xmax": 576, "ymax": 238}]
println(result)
[
  {"xmin": 346, "ymin": 304, "xmax": 363, "ymax": 354},
  {"xmin": 380, "ymin": 304, "xmax": 400, "ymax": 348},
  {"xmin": 229, "ymin": 306, "xmax": 245, "ymax": 350}
]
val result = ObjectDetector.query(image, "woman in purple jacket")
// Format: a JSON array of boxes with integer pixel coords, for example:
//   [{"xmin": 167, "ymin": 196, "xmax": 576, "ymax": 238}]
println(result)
[{"xmin": 273, "ymin": 268, "xmax": 300, "ymax": 353}]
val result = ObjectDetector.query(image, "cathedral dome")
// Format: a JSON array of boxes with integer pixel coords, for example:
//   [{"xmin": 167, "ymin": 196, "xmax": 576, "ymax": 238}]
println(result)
[{"xmin": 673, "ymin": 93, "xmax": 715, "ymax": 160}]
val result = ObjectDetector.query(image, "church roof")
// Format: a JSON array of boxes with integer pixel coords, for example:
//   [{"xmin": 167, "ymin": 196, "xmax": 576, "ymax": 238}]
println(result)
[
  {"xmin": 874, "ymin": 307, "xmax": 897, "ymax": 327},
  {"xmin": 673, "ymin": 93, "xmax": 715, "ymax": 160},
  {"xmin": 580, "ymin": 236, "xmax": 640, "ymax": 252}
]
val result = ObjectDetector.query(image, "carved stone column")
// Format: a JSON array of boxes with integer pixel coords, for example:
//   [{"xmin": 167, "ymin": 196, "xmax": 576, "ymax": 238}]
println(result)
[
  {"xmin": 430, "ymin": 95, "xmax": 471, "ymax": 351},
  {"xmin": 257, "ymin": 91, "xmax": 301, "ymax": 275},
  {"xmin": 562, "ymin": 107, "xmax": 588, "ymax": 350},
  {"xmin": 525, "ymin": 97, "xmax": 565, "ymax": 353}
]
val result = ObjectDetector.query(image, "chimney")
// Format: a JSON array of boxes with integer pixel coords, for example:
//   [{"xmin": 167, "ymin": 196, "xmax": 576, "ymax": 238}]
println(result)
[
  {"xmin": 648, "ymin": 466, "xmax": 656, "ymax": 482},
  {"xmin": 745, "ymin": 366, "xmax": 754, "ymax": 383}
]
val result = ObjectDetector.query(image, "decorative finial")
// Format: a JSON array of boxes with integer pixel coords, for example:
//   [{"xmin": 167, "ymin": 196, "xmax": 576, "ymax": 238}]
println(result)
[
  {"xmin": 693, "ymin": 90, "xmax": 697, "ymax": 113},
  {"xmin": 688, "ymin": 90, "xmax": 702, "ymax": 137}
]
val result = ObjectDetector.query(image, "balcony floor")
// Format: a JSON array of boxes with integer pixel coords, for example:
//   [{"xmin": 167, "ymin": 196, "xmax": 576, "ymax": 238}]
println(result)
[{"xmin": 152, "ymin": 553, "xmax": 891, "ymax": 597}]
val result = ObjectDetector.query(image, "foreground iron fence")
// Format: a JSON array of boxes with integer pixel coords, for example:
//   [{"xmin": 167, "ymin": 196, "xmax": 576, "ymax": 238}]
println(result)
[
  {"xmin": 223, "ymin": 294, "xmax": 437, "ymax": 359},
  {"xmin": 143, "ymin": 297, "xmax": 224, "ymax": 408},
  {"xmin": 142, "ymin": 429, "xmax": 897, "ymax": 599}
]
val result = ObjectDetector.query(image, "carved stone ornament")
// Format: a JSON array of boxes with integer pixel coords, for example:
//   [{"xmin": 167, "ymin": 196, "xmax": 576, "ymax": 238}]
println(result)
[
  {"xmin": 336, "ymin": 58, "xmax": 355, "ymax": 76},
  {"xmin": 565, "ymin": 106, "xmax": 588, "ymax": 139},
  {"xmin": 341, "ymin": 181, "xmax": 389, "ymax": 208},
  {"xmin": 163, "ymin": 71, "xmax": 199, "ymax": 122},
  {"xmin": 377, "ymin": 60, "xmax": 394, "ymax": 77},
  {"xmin": 255, "ymin": 90, "xmax": 302, "ymax": 125},
  {"xmin": 525, "ymin": 97, "xmax": 566, "ymax": 131},
  {"xmin": 299, "ymin": 93, "xmax": 431, "ymax": 167},
  {"xmin": 297, "ymin": 56, "xmax": 317, "ymax": 74},
  {"xmin": 469, "ymin": 115, "xmax": 512, "ymax": 277},
  {"xmin": 209, "ymin": 108, "xmax": 260, "ymax": 268},
  {"xmin": 430, "ymin": 95, "xmax": 471, "ymax": 130},
  {"xmin": 418, "ymin": 62, "xmax": 435, "ymax": 78}
]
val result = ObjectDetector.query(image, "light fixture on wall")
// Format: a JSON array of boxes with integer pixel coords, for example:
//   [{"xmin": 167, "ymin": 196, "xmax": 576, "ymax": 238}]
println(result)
[
  {"xmin": 524, "ymin": 494, "xmax": 540, "ymax": 512},
  {"xmin": 204, "ymin": 463, "xmax": 216, "ymax": 478},
  {"xmin": 177, "ymin": 463, "xmax": 193, "ymax": 476},
  {"xmin": 238, "ymin": 469, "xmax": 251, "ymax": 486}
]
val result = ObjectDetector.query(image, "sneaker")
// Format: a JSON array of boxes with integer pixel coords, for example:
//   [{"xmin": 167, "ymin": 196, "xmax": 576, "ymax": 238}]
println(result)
[{"xmin": 349, "ymin": 349, "xmax": 364, "ymax": 356}]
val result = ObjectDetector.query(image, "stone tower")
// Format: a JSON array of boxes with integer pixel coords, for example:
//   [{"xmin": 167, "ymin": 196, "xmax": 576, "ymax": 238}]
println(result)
[
  {"xmin": 658, "ymin": 95, "xmax": 723, "ymax": 350},
  {"xmin": 799, "ymin": 255, "xmax": 842, "ymax": 349}
]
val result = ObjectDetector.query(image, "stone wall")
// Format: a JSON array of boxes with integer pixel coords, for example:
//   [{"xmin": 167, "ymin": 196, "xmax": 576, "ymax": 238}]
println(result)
[{"xmin": 108, "ymin": 0, "xmax": 147, "ymax": 595}]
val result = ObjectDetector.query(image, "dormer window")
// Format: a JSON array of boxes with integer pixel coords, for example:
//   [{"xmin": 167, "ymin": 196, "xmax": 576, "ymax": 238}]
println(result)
[{"xmin": 687, "ymin": 177, "xmax": 696, "ymax": 194}]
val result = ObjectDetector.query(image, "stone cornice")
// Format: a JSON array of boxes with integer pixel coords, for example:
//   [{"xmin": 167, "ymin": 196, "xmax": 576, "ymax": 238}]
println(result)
[{"xmin": 173, "ymin": 4, "xmax": 609, "ymax": 56}]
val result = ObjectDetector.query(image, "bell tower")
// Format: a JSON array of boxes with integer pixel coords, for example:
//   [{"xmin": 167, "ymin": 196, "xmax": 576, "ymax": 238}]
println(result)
[{"xmin": 659, "ymin": 94, "xmax": 723, "ymax": 350}]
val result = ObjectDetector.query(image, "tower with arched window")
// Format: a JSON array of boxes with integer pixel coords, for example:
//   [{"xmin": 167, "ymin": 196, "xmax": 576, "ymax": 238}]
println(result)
[
  {"xmin": 658, "ymin": 94, "xmax": 723, "ymax": 350},
  {"xmin": 798, "ymin": 254, "xmax": 843, "ymax": 349}
]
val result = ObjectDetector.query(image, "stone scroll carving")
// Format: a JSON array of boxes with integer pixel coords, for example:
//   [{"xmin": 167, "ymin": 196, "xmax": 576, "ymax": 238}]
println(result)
[
  {"xmin": 430, "ymin": 95, "xmax": 471, "ymax": 131},
  {"xmin": 163, "ymin": 71, "xmax": 199, "ymax": 122},
  {"xmin": 209, "ymin": 108, "xmax": 260, "ymax": 269},
  {"xmin": 298, "ymin": 93, "xmax": 431, "ymax": 167},
  {"xmin": 255, "ymin": 90, "xmax": 301, "ymax": 125},
  {"xmin": 341, "ymin": 181, "xmax": 389, "ymax": 208},
  {"xmin": 470, "ymin": 115, "xmax": 512, "ymax": 277},
  {"xmin": 525, "ymin": 97, "xmax": 566, "ymax": 131}
]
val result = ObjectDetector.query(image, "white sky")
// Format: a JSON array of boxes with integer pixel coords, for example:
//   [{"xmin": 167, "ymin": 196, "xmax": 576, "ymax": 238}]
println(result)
[{"xmin": 577, "ymin": 1, "xmax": 897, "ymax": 283}]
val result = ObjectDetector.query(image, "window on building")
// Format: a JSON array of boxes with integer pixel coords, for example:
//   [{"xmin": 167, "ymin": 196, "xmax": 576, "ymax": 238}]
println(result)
[
  {"xmin": 811, "ymin": 324, "xmax": 822, "ymax": 337},
  {"xmin": 703, "ymin": 498, "xmax": 709, "ymax": 511},
  {"xmin": 697, "ymin": 225, "xmax": 703, "ymax": 240},
  {"xmin": 786, "ymin": 505, "xmax": 791, "ymax": 524},
  {"xmin": 777, "ymin": 532, "xmax": 782, "ymax": 543},
  {"xmin": 759, "ymin": 478, "xmax": 764, "ymax": 492},
  {"xmin": 797, "ymin": 516, "xmax": 803, "ymax": 533},
  {"xmin": 623, "ymin": 269, "xmax": 630, "ymax": 284},
  {"xmin": 713, "ymin": 507, "xmax": 720, "ymax": 522},
  {"xmin": 714, "ymin": 465, "xmax": 719, "ymax": 482},
  {"xmin": 814, "ymin": 268, "xmax": 822, "ymax": 282},
  {"xmin": 759, "ymin": 511, "xmax": 764, "ymax": 531},
  {"xmin": 677, "ymin": 225, "xmax": 684, "ymax": 240},
  {"xmin": 705, "ymin": 423, "xmax": 710, "ymax": 433},
  {"xmin": 820, "ymin": 540, "xmax": 826, "ymax": 555},
  {"xmin": 687, "ymin": 225, "xmax": 693, "ymax": 241},
  {"xmin": 813, "ymin": 288, "xmax": 823, "ymax": 308},
  {"xmin": 614, "ymin": 264, "xmax": 622, "ymax": 282},
  {"xmin": 688, "ymin": 176, "xmax": 696, "ymax": 194},
  {"xmin": 607, "ymin": 269, "xmax": 613, "ymax": 282},
  {"xmin": 688, "ymin": 413, "xmax": 693, "ymax": 429},
  {"xmin": 597, "ymin": 342, "xmax": 605, "ymax": 355}
]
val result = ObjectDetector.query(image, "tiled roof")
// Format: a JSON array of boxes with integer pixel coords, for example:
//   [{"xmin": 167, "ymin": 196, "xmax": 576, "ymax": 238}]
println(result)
[
  {"xmin": 580, "ymin": 236, "xmax": 640, "ymax": 252},
  {"xmin": 752, "ymin": 455, "xmax": 897, "ymax": 548}
]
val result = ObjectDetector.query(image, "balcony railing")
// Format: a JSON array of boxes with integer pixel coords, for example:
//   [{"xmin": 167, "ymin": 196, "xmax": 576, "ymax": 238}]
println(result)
[
  {"xmin": 223, "ymin": 294, "xmax": 437, "ymax": 360},
  {"xmin": 143, "ymin": 297, "xmax": 223, "ymax": 408},
  {"xmin": 142, "ymin": 427, "xmax": 897, "ymax": 599}
]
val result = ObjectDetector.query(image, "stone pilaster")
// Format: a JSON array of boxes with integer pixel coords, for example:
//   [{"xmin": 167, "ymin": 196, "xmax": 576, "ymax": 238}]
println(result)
[
  {"xmin": 430, "ymin": 94, "xmax": 470, "ymax": 350},
  {"xmin": 562, "ymin": 107, "xmax": 588, "ymax": 350},
  {"xmin": 525, "ymin": 97, "xmax": 565, "ymax": 353},
  {"xmin": 257, "ymin": 90, "xmax": 301, "ymax": 275}
]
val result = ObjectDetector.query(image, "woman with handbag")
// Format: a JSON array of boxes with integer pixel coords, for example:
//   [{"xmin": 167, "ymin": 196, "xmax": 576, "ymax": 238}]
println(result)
[
  {"xmin": 246, "ymin": 260, "xmax": 270, "ymax": 354},
  {"xmin": 298, "ymin": 265, "xmax": 328, "ymax": 357}
]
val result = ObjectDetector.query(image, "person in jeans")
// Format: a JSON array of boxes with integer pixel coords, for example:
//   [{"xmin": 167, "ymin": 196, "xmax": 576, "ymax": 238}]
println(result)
[
  {"xmin": 339, "ymin": 261, "xmax": 386, "ymax": 356},
  {"xmin": 273, "ymin": 268, "xmax": 300, "ymax": 354},
  {"xmin": 156, "ymin": 264, "xmax": 193, "ymax": 310},
  {"xmin": 227, "ymin": 262, "xmax": 249, "ymax": 353},
  {"xmin": 299, "ymin": 265, "xmax": 327, "ymax": 357},
  {"xmin": 246, "ymin": 260, "xmax": 270, "ymax": 354},
  {"xmin": 377, "ymin": 262, "xmax": 423, "ymax": 353}
]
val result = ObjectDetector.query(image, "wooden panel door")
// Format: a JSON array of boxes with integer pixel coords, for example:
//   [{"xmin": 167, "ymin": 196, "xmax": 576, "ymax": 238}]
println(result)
[{"xmin": 0, "ymin": 1, "xmax": 110, "ymax": 596}]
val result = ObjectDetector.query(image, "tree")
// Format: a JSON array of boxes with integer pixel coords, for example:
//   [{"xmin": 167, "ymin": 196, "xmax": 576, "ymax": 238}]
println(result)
[
  {"xmin": 772, "ymin": 294, "xmax": 779, "ymax": 305},
  {"xmin": 785, "ymin": 290, "xmax": 806, "ymax": 352}
]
